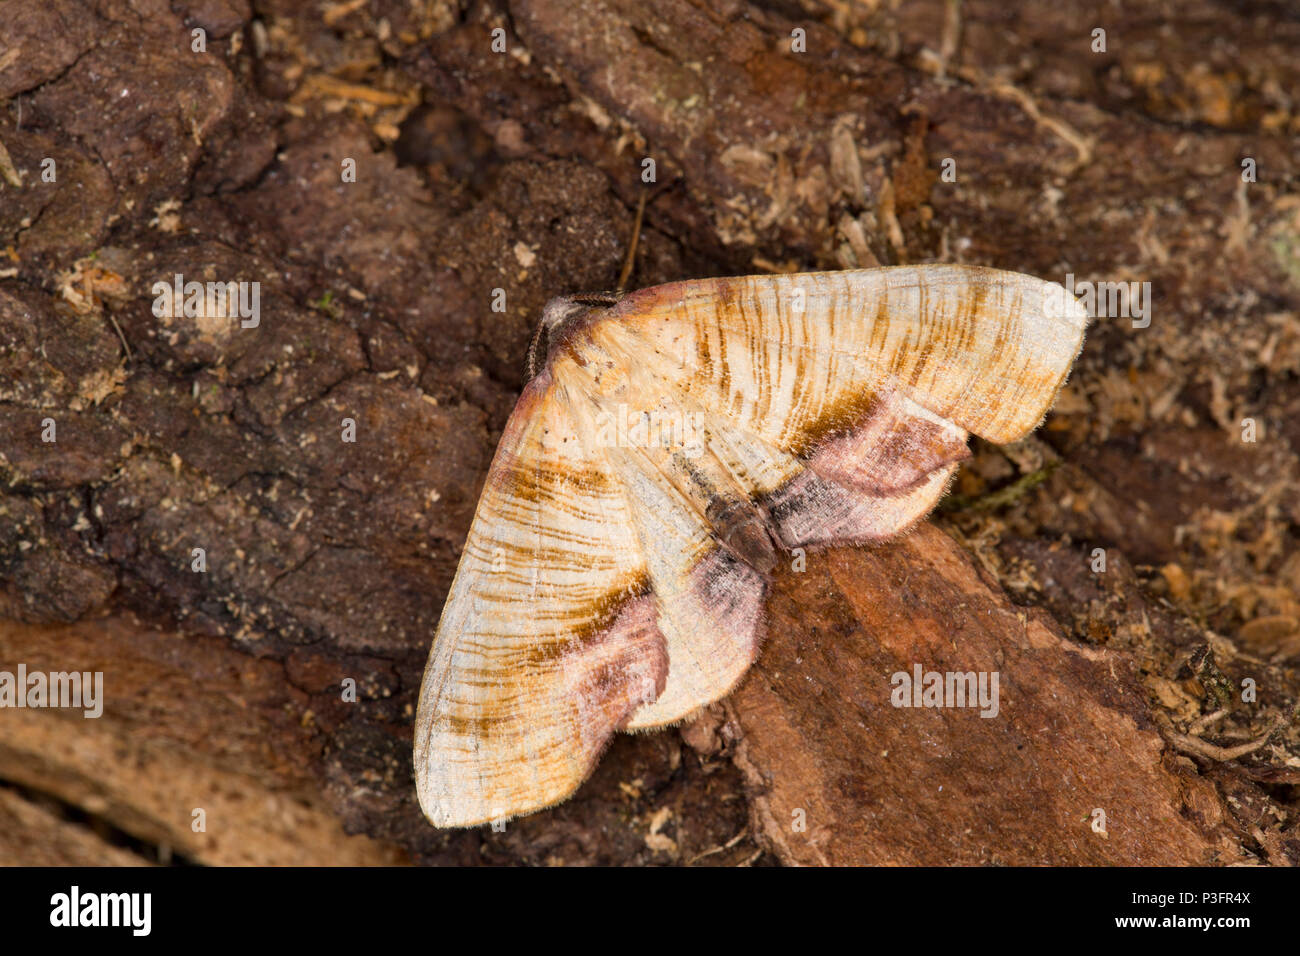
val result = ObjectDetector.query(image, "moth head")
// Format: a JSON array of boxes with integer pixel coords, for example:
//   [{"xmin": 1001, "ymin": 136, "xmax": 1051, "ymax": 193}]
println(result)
[
  {"xmin": 538, "ymin": 296, "xmax": 591, "ymax": 333},
  {"xmin": 525, "ymin": 292, "xmax": 625, "ymax": 380}
]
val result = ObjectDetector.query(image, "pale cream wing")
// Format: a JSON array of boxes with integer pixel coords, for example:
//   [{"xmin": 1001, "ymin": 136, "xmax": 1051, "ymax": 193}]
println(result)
[
  {"xmin": 593, "ymin": 264, "xmax": 1087, "ymax": 450},
  {"xmin": 594, "ymin": 435, "xmax": 771, "ymax": 729},
  {"xmin": 414, "ymin": 375, "xmax": 667, "ymax": 828}
]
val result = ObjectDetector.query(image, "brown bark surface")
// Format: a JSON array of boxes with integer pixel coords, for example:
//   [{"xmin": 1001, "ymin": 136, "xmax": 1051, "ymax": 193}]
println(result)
[
  {"xmin": 0, "ymin": 0, "xmax": 1297, "ymax": 865},
  {"xmin": 730, "ymin": 525, "xmax": 1252, "ymax": 865}
]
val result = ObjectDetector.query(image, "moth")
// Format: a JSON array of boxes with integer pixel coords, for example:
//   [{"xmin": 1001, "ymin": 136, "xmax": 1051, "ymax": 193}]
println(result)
[{"xmin": 415, "ymin": 265, "xmax": 1087, "ymax": 827}]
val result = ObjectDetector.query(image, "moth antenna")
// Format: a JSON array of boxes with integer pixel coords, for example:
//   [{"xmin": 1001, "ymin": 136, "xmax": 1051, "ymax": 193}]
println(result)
[
  {"xmin": 524, "ymin": 316, "xmax": 547, "ymax": 381},
  {"xmin": 569, "ymin": 292, "xmax": 624, "ymax": 306},
  {"xmin": 616, "ymin": 187, "xmax": 648, "ymax": 293}
]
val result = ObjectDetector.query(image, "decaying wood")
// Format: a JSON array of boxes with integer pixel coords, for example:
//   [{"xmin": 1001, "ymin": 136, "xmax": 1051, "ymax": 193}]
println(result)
[
  {"xmin": 0, "ymin": 615, "xmax": 408, "ymax": 865},
  {"xmin": 726, "ymin": 524, "xmax": 1251, "ymax": 866}
]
